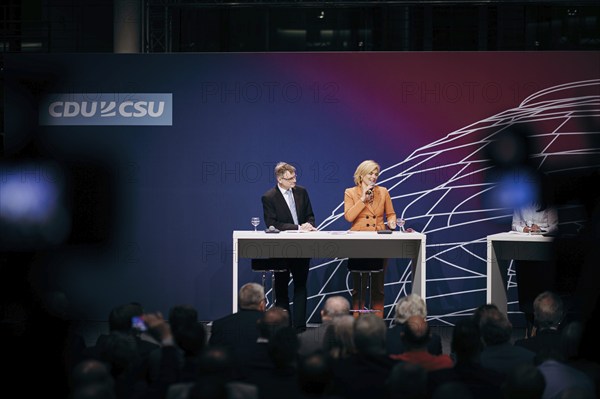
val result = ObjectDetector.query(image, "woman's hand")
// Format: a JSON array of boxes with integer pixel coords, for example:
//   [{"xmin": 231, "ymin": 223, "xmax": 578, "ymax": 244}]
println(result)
[
  {"xmin": 361, "ymin": 184, "xmax": 374, "ymax": 203},
  {"xmin": 388, "ymin": 218, "xmax": 397, "ymax": 230}
]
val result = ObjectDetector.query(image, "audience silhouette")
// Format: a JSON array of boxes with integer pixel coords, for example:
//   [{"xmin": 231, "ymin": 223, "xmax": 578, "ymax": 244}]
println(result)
[
  {"xmin": 501, "ymin": 363, "xmax": 545, "ymax": 399},
  {"xmin": 323, "ymin": 314, "xmax": 356, "ymax": 360},
  {"xmin": 298, "ymin": 295, "xmax": 350, "ymax": 356},
  {"xmin": 330, "ymin": 314, "xmax": 397, "ymax": 399},
  {"xmin": 427, "ymin": 318, "xmax": 505, "ymax": 399},
  {"xmin": 209, "ymin": 282, "xmax": 265, "ymax": 375},
  {"xmin": 389, "ymin": 315, "xmax": 453, "ymax": 371},
  {"xmin": 41, "ymin": 285, "xmax": 600, "ymax": 399},
  {"xmin": 385, "ymin": 362, "xmax": 428, "ymax": 399},
  {"xmin": 474, "ymin": 303, "xmax": 535, "ymax": 375},
  {"xmin": 515, "ymin": 291, "xmax": 565, "ymax": 355},
  {"xmin": 387, "ymin": 294, "xmax": 443, "ymax": 356}
]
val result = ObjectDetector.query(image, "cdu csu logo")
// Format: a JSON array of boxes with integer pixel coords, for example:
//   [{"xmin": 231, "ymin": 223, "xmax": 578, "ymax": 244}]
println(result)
[{"xmin": 39, "ymin": 93, "xmax": 173, "ymax": 126}]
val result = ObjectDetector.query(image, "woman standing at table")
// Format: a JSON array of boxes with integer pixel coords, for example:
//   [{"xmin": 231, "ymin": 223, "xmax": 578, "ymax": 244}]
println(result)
[{"xmin": 344, "ymin": 160, "xmax": 402, "ymax": 317}]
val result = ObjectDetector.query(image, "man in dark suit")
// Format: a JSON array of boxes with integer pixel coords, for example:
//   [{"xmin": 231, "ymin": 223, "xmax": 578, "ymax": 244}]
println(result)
[
  {"xmin": 515, "ymin": 290, "xmax": 565, "ymax": 355},
  {"xmin": 209, "ymin": 282, "xmax": 265, "ymax": 372},
  {"xmin": 261, "ymin": 162, "xmax": 317, "ymax": 332}
]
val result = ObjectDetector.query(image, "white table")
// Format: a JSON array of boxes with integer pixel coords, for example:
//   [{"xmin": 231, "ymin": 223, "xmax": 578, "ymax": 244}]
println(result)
[
  {"xmin": 232, "ymin": 230, "xmax": 427, "ymax": 312},
  {"xmin": 486, "ymin": 232, "xmax": 555, "ymax": 315}
]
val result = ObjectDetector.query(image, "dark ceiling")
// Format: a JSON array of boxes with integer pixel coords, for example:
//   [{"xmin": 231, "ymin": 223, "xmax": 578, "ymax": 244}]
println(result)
[{"xmin": 1, "ymin": 0, "xmax": 599, "ymax": 53}]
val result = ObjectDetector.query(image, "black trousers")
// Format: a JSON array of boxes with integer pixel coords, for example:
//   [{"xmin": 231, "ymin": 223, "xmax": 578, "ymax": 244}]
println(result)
[{"xmin": 273, "ymin": 258, "xmax": 309, "ymax": 329}]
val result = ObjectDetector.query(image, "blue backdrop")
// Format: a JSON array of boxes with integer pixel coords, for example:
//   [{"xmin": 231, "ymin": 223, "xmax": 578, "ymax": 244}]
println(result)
[{"xmin": 3, "ymin": 52, "xmax": 599, "ymax": 325}]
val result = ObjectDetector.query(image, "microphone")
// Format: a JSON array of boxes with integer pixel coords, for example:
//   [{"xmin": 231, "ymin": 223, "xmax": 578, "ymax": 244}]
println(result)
[
  {"xmin": 265, "ymin": 225, "xmax": 280, "ymax": 233},
  {"xmin": 366, "ymin": 185, "xmax": 375, "ymax": 196}
]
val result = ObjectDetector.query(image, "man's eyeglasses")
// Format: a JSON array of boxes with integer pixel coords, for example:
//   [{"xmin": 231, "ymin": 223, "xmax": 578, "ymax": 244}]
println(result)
[{"xmin": 280, "ymin": 175, "xmax": 297, "ymax": 181}]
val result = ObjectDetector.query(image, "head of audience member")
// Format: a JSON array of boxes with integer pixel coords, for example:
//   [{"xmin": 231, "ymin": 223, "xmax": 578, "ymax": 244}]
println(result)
[
  {"xmin": 502, "ymin": 363, "xmax": 546, "ymax": 399},
  {"xmin": 354, "ymin": 313, "xmax": 387, "ymax": 356},
  {"xmin": 70, "ymin": 359, "xmax": 115, "ymax": 392},
  {"xmin": 472, "ymin": 303, "xmax": 500, "ymax": 326},
  {"xmin": 298, "ymin": 351, "xmax": 334, "ymax": 396},
  {"xmin": 476, "ymin": 304, "xmax": 513, "ymax": 346},
  {"xmin": 533, "ymin": 291, "xmax": 564, "ymax": 331},
  {"xmin": 173, "ymin": 321, "xmax": 207, "ymax": 358},
  {"xmin": 168, "ymin": 304, "xmax": 198, "ymax": 333},
  {"xmin": 257, "ymin": 306, "xmax": 289, "ymax": 340},
  {"xmin": 238, "ymin": 282, "xmax": 266, "ymax": 312},
  {"xmin": 394, "ymin": 294, "xmax": 428, "ymax": 324},
  {"xmin": 323, "ymin": 314, "xmax": 356, "ymax": 359},
  {"xmin": 189, "ymin": 346, "xmax": 234, "ymax": 399},
  {"xmin": 268, "ymin": 326, "xmax": 300, "ymax": 369},
  {"xmin": 196, "ymin": 346, "xmax": 234, "ymax": 381},
  {"xmin": 321, "ymin": 295, "xmax": 351, "ymax": 323},
  {"xmin": 108, "ymin": 302, "xmax": 144, "ymax": 333},
  {"xmin": 385, "ymin": 362, "xmax": 427, "ymax": 399},
  {"xmin": 401, "ymin": 315, "xmax": 431, "ymax": 351},
  {"xmin": 451, "ymin": 318, "xmax": 483, "ymax": 364}
]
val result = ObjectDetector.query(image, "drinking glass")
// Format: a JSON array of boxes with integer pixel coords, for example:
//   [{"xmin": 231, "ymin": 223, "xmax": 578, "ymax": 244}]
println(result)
[
  {"xmin": 251, "ymin": 217, "xmax": 260, "ymax": 231},
  {"xmin": 399, "ymin": 218, "xmax": 406, "ymax": 232}
]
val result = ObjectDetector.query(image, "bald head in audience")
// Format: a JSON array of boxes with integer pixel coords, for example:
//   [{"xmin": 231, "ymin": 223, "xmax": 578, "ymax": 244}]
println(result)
[
  {"xmin": 321, "ymin": 296, "xmax": 350, "ymax": 322},
  {"xmin": 533, "ymin": 291, "xmax": 564, "ymax": 331},
  {"xmin": 238, "ymin": 282, "xmax": 266, "ymax": 311}
]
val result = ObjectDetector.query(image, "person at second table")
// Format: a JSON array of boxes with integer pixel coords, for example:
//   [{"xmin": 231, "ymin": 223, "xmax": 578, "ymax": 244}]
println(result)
[{"xmin": 510, "ymin": 180, "xmax": 559, "ymax": 334}]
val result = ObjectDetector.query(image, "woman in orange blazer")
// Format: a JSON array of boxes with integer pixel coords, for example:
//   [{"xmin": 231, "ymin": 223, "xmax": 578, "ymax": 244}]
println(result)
[{"xmin": 344, "ymin": 160, "xmax": 401, "ymax": 317}]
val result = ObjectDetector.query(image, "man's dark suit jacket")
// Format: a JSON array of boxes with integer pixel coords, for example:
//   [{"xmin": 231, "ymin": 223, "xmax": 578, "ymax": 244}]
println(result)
[
  {"xmin": 260, "ymin": 184, "xmax": 315, "ymax": 330},
  {"xmin": 208, "ymin": 309, "xmax": 262, "ymax": 368},
  {"xmin": 298, "ymin": 322, "xmax": 329, "ymax": 356},
  {"xmin": 514, "ymin": 328, "xmax": 562, "ymax": 355},
  {"xmin": 261, "ymin": 185, "xmax": 315, "ymax": 231}
]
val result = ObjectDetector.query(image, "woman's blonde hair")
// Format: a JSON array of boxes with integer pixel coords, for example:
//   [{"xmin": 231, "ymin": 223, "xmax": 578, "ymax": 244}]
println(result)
[{"xmin": 353, "ymin": 160, "xmax": 380, "ymax": 186}]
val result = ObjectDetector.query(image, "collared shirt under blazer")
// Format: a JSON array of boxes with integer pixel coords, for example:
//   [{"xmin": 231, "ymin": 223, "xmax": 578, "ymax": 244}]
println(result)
[{"xmin": 344, "ymin": 185, "xmax": 396, "ymax": 231}]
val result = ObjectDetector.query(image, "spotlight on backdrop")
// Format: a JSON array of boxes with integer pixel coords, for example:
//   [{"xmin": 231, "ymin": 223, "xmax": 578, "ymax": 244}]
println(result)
[
  {"xmin": 483, "ymin": 126, "xmax": 547, "ymax": 213},
  {"xmin": 493, "ymin": 167, "xmax": 541, "ymax": 210},
  {"xmin": 0, "ymin": 161, "xmax": 70, "ymax": 250}
]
